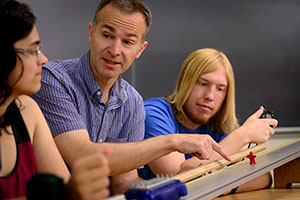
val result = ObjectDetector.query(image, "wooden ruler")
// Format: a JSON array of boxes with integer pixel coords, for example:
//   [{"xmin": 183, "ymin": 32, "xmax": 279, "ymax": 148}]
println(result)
[{"xmin": 175, "ymin": 144, "xmax": 266, "ymax": 183}]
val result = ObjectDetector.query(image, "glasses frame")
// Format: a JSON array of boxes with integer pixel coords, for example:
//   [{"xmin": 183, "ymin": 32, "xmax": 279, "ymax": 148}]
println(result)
[{"xmin": 15, "ymin": 45, "xmax": 42, "ymax": 59}]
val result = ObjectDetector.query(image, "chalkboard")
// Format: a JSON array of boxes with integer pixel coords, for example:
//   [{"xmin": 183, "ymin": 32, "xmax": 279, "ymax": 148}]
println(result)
[
  {"xmin": 25, "ymin": 0, "xmax": 300, "ymax": 127},
  {"xmin": 132, "ymin": 0, "xmax": 300, "ymax": 127}
]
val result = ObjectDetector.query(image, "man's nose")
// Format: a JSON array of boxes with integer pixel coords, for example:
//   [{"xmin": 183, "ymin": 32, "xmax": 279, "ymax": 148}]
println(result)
[
  {"xmin": 108, "ymin": 40, "xmax": 121, "ymax": 56},
  {"xmin": 204, "ymin": 87, "xmax": 215, "ymax": 101}
]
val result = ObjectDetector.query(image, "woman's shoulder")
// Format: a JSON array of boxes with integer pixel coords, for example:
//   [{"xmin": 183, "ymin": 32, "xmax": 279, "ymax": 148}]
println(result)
[
  {"xmin": 18, "ymin": 95, "xmax": 37, "ymax": 104},
  {"xmin": 17, "ymin": 95, "xmax": 44, "ymax": 138},
  {"xmin": 17, "ymin": 95, "xmax": 41, "ymax": 112}
]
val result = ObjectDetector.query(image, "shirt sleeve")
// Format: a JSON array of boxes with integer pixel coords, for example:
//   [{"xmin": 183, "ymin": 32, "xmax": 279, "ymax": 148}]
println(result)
[
  {"xmin": 144, "ymin": 99, "xmax": 177, "ymax": 139},
  {"xmin": 31, "ymin": 66, "xmax": 86, "ymax": 136},
  {"xmin": 217, "ymin": 132, "xmax": 227, "ymax": 142}
]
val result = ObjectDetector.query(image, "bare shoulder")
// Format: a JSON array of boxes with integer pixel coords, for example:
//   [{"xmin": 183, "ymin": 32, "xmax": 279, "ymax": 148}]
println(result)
[
  {"xmin": 17, "ymin": 95, "xmax": 44, "ymax": 118},
  {"xmin": 17, "ymin": 95, "xmax": 44, "ymax": 139},
  {"xmin": 17, "ymin": 95, "xmax": 40, "ymax": 110}
]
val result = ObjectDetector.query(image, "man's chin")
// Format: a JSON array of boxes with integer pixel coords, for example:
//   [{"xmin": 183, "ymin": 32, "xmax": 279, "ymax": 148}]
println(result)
[
  {"xmin": 190, "ymin": 115, "xmax": 211, "ymax": 125},
  {"xmin": 184, "ymin": 108, "xmax": 214, "ymax": 125}
]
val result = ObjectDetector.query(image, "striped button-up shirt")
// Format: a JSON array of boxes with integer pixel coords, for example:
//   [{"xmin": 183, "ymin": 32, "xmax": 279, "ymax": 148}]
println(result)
[{"xmin": 31, "ymin": 50, "xmax": 145, "ymax": 143}]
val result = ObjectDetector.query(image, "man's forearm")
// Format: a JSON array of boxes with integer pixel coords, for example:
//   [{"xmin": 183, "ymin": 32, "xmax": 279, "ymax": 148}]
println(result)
[
  {"xmin": 55, "ymin": 131, "xmax": 231, "ymax": 176},
  {"xmin": 104, "ymin": 135, "xmax": 176, "ymax": 175}
]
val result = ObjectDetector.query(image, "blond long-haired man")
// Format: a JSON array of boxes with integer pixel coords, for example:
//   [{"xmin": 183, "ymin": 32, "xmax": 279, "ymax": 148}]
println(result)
[{"xmin": 139, "ymin": 48, "xmax": 278, "ymax": 194}]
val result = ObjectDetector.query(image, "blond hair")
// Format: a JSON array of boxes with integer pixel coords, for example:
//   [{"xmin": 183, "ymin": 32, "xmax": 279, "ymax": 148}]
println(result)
[{"xmin": 167, "ymin": 48, "xmax": 239, "ymax": 133}]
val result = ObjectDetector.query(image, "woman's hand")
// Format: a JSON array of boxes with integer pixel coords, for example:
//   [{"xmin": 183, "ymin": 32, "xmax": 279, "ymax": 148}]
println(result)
[{"xmin": 66, "ymin": 149, "xmax": 111, "ymax": 200}]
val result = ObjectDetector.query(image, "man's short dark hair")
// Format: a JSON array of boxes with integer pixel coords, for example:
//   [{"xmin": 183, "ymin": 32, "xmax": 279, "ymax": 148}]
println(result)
[{"xmin": 93, "ymin": 0, "xmax": 152, "ymax": 41}]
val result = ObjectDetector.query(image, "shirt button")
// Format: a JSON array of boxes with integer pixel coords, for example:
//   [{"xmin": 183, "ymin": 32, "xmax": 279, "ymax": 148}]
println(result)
[{"xmin": 97, "ymin": 91, "xmax": 101, "ymax": 96}]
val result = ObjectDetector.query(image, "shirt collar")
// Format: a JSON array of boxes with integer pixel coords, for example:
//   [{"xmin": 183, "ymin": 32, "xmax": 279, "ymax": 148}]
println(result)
[{"xmin": 78, "ymin": 49, "xmax": 127, "ymax": 103}]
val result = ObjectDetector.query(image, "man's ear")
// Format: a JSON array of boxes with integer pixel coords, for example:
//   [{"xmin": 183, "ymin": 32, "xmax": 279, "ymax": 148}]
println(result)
[
  {"xmin": 135, "ymin": 41, "xmax": 148, "ymax": 59},
  {"xmin": 88, "ymin": 23, "xmax": 94, "ymax": 43}
]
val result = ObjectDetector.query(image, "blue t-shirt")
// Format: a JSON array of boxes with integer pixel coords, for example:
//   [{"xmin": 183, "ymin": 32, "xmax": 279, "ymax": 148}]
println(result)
[{"xmin": 139, "ymin": 97, "xmax": 227, "ymax": 179}]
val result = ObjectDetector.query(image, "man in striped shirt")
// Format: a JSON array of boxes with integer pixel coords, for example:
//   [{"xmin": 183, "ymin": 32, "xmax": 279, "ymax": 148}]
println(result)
[{"xmin": 31, "ymin": 0, "xmax": 231, "ymax": 194}]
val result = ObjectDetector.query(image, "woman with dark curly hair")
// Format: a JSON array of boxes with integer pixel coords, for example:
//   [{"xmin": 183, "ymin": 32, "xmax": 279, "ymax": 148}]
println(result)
[{"xmin": 0, "ymin": 0, "xmax": 110, "ymax": 199}]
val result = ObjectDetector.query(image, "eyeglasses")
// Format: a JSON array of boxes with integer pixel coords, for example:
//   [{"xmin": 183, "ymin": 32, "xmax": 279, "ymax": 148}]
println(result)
[{"xmin": 15, "ymin": 46, "xmax": 42, "ymax": 59}]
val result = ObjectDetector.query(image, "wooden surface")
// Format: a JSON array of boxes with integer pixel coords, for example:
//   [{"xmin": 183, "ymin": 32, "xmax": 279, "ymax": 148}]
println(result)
[
  {"xmin": 214, "ymin": 188, "xmax": 300, "ymax": 200},
  {"xmin": 274, "ymin": 157, "xmax": 300, "ymax": 189}
]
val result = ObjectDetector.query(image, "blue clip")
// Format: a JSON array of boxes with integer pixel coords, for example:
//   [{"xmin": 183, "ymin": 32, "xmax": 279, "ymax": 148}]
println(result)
[{"xmin": 125, "ymin": 176, "xmax": 187, "ymax": 200}]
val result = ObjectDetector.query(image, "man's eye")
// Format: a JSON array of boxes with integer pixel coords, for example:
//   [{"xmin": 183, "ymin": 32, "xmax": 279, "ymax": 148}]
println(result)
[
  {"xmin": 123, "ymin": 40, "xmax": 134, "ymax": 46},
  {"xmin": 217, "ymin": 87, "xmax": 226, "ymax": 92},
  {"xmin": 103, "ymin": 33, "xmax": 110, "ymax": 38}
]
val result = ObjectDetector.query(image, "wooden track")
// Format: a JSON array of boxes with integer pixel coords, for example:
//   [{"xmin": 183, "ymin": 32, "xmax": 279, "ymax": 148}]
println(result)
[{"xmin": 175, "ymin": 144, "xmax": 266, "ymax": 183}]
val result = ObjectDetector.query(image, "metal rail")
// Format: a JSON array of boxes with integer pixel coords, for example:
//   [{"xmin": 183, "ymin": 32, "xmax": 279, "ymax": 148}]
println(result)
[{"xmin": 182, "ymin": 138, "xmax": 300, "ymax": 200}]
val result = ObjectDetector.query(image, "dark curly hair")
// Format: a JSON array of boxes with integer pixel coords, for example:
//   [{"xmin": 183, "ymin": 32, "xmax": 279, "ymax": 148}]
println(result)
[{"xmin": 0, "ymin": 0, "xmax": 36, "ymax": 130}]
